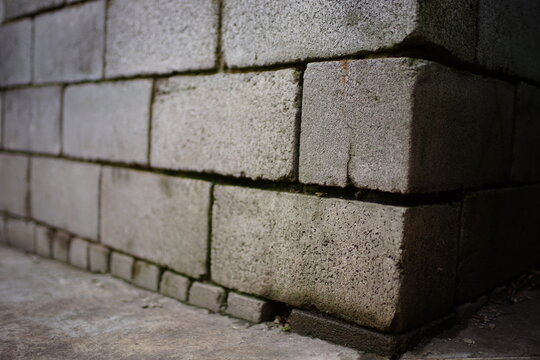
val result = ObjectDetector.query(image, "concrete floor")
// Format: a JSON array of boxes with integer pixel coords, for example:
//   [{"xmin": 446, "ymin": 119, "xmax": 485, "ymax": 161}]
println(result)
[{"xmin": 0, "ymin": 245, "xmax": 539, "ymax": 360}]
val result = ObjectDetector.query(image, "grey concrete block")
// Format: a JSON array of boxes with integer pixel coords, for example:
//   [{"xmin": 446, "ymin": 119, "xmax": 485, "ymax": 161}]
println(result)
[
  {"xmin": 101, "ymin": 167, "xmax": 210, "ymax": 278},
  {"xmin": 34, "ymin": 1, "xmax": 104, "ymax": 83},
  {"xmin": 151, "ymin": 69, "xmax": 300, "ymax": 180},
  {"xmin": 31, "ymin": 158, "xmax": 100, "ymax": 239},
  {"xmin": 0, "ymin": 19, "xmax": 31, "ymax": 86},
  {"xmin": 478, "ymin": 0, "xmax": 540, "ymax": 82},
  {"xmin": 188, "ymin": 282, "xmax": 225, "ymax": 313},
  {"xmin": 299, "ymin": 58, "xmax": 514, "ymax": 193},
  {"xmin": 105, "ymin": 0, "xmax": 218, "ymax": 77},
  {"xmin": 110, "ymin": 252, "xmax": 133, "ymax": 281},
  {"xmin": 4, "ymin": 86, "xmax": 61, "ymax": 154},
  {"xmin": 212, "ymin": 185, "xmax": 459, "ymax": 332},
  {"xmin": 223, "ymin": 0, "xmax": 476, "ymax": 68},
  {"xmin": 34, "ymin": 224, "xmax": 54, "ymax": 258},
  {"xmin": 52, "ymin": 231, "xmax": 70, "ymax": 262},
  {"xmin": 63, "ymin": 80, "xmax": 151, "ymax": 163},
  {"xmin": 3, "ymin": 0, "xmax": 63, "ymax": 19},
  {"xmin": 89, "ymin": 243, "xmax": 109, "ymax": 273},
  {"xmin": 0, "ymin": 216, "xmax": 5, "ymax": 245},
  {"xmin": 160, "ymin": 271, "xmax": 190, "ymax": 302},
  {"xmin": 0, "ymin": 154, "xmax": 28, "ymax": 216},
  {"xmin": 226, "ymin": 292, "xmax": 273, "ymax": 323},
  {"xmin": 6, "ymin": 218, "xmax": 34, "ymax": 252},
  {"xmin": 69, "ymin": 237, "xmax": 88, "ymax": 269},
  {"xmin": 458, "ymin": 185, "xmax": 540, "ymax": 302},
  {"xmin": 512, "ymin": 83, "xmax": 540, "ymax": 183},
  {"xmin": 133, "ymin": 260, "xmax": 160, "ymax": 291}
]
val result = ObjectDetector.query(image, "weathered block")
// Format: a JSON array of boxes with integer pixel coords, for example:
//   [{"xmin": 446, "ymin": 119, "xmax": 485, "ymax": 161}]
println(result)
[
  {"xmin": 0, "ymin": 20, "xmax": 31, "ymax": 86},
  {"xmin": 512, "ymin": 84, "xmax": 540, "ymax": 183},
  {"xmin": 52, "ymin": 231, "xmax": 70, "ymax": 262},
  {"xmin": 69, "ymin": 237, "xmax": 88, "ymax": 269},
  {"xmin": 188, "ymin": 282, "xmax": 225, "ymax": 312},
  {"xmin": 31, "ymin": 158, "xmax": 100, "ymax": 239},
  {"xmin": 3, "ymin": 0, "xmax": 63, "ymax": 19},
  {"xmin": 33, "ymin": 0, "xmax": 104, "ymax": 82},
  {"xmin": 477, "ymin": 0, "xmax": 540, "ymax": 82},
  {"xmin": 0, "ymin": 154, "xmax": 28, "ymax": 216},
  {"xmin": 34, "ymin": 224, "xmax": 53, "ymax": 258},
  {"xmin": 458, "ymin": 185, "xmax": 540, "ymax": 302},
  {"xmin": 151, "ymin": 69, "xmax": 300, "ymax": 180},
  {"xmin": 110, "ymin": 252, "xmax": 133, "ymax": 281},
  {"xmin": 212, "ymin": 185, "xmax": 459, "ymax": 332},
  {"xmin": 6, "ymin": 218, "xmax": 34, "ymax": 252},
  {"xmin": 299, "ymin": 58, "xmax": 514, "ymax": 193},
  {"xmin": 133, "ymin": 260, "xmax": 160, "ymax": 291},
  {"xmin": 105, "ymin": 0, "xmax": 218, "ymax": 77},
  {"xmin": 160, "ymin": 271, "xmax": 190, "ymax": 302},
  {"xmin": 4, "ymin": 86, "xmax": 61, "ymax": 154},
  {"xmin": 223, "ymin": 0, "xmax": 476, "ymax": 68},
  {"xmin": 101, "ymin": 167, "xmax": 210, "ymax": 278},
  {"xmin": 63, "ymin": 80, "xmax": 151, "ymax": 163},
  {"xmin": 89, "ymin": 243, "xmax": 110, "ymax": 273},
  {"xmin": 226, "ymin": 292, "xmax": 273, "ymax": 323}
]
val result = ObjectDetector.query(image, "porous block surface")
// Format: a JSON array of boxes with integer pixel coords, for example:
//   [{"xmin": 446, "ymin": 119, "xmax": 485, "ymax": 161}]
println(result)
[
  {"xmin": 226, "ymin": 292, "xmax": 273, "ymax": 323},
  {"xmin": 160, "ymin": 271, "xmax": 190, "ymax": 302},
  {"xmin": 6, "ymin": 218, "xmax": 34, "ymax": 252},
  {"xmin": 0, "ymin": 154, "xmax": 28, "ymax": 216},
  {"xmin": 151, "ymin": 69, "xmax": 300, "ymax": 180},
  {"xmin": 0, "ymin": 20, "xmax": 31, "ymax": 86},
  {"xmin": 299, "ymin": 58, "xmax": 513, "ymax": 193},
  {"xmin": 63, "ymin": 80, "xmax": 151, "ymax": 163},
  {"xmin": 106, "ymin": 0, "xmax": 218, "ymax": 77},
  {"xmin": 101, "ymin": 167, "xmax": 210, "ymax": 278},
  {"xmin": 110, "ymin": 252, "xmax": 133, "ymax": 281},
  {"xmin": 188, "ymin": 282, "xmax": 225, "ymax": 313},
  {"xmin": 133, "ymin": 260, "xmax": 160, "ymax": 291},
  {"xmin": 31, "ymin": 158, "xmax": 100, "ymax": 239},
  {"xmin": 212, "ymin": 185, "xmax": 459, "ymax": 332}
]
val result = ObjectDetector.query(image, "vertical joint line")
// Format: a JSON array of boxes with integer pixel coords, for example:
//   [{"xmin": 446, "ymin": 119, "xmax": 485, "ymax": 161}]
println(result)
[
  {"xmin": 26, "ymin": 156, "xmax": 32, "ymax": 217},
  {"xmin": 59, "ymin": 84, "xmax": 66, "ymax": 156},
  {"xmin": 30, "ymin": 16, "xmax": 35, "ymax": 83},
  {"xmin": 147, "ymin": 79, "xmax": 156, "ymax": 165},
  {"xmin": 97, "ymin": 166, "xmax": 103, "ymax": 243},
  {"xmin": 101, "ymin": 0, "xmax": 109, "ymax": 79},
  {"xmin": 292, "ymin": 66, "xmax": 306, "ymax": 182},
  {"xmin": 216, "ymin": 0, "xmax": 225, "ymax": 72},
  {"xmin": 206, "ymin": 184, "xmax": 216, "ymax": 280}
]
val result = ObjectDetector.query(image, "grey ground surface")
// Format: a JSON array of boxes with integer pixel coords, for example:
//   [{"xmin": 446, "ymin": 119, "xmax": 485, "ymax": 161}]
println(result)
[{"xmin": 0, "ymin": 245, "xmax": 539, "ymax": 360}]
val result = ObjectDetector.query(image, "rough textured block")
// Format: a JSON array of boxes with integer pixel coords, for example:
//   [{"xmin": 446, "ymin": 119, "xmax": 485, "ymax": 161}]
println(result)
[
  {"xmin": 0, "ymin": 20, "xmax": 31, "ymax": 86},
  {"xmin": 63, "ymin": 80, "xmax": 152, "ymax": 163},
  {"xmin": 458, "ymin": 185, "xmax": 540, "ymax": 302},
  {"xmin": 34, "ymin": 1, "xmax": 104, "ymax": 82},
  {"xmin": 160, "ymin": 271, "xmax": 190, "ymax": 302},
  {"xmin": 478, "ymin": 0, "xmax": 540, "ymax": 82},
  {"xmin": 31, "ymin": 158, "xmax": 100, "ymax": 239},
  {"xmin": 133, "ymin": 260, "xmax": 160, "ymax": 291},
  {"xmin": 106, "ymin": 0, "xmax": 218, "ymax": 77},
  {"xmin": 101, "ymin": 167, "xmax": 210, "ymax": 278},
  {"xmin": 34, "ymin": 225, "xmax": 54, "ymax": 258},
  {"xmin": 152, "ymin": 70, "xmax": 300, "ymax": 180},
  {"xmin": 6, "ymin": 218, "xmax": 34, "ymax": 252},
  {"xmin": 89, "ymin": 244, "xmax": 110, "ymax": 273},
  {"xmin": 226, "ymin": 292, "xmax": 273, "ymax": 323},
  {"xmin": 4, "ymin": 86, "xmax": 61, "ymax": 154},
  {"xmin": 212, "ymin": 186, "xmax": 459, "ymax": 332},
  {"xmin": 512, "ymin": 84, "xmax": 540, "ymax": 183},
  {"xmin": 223, "ymin": 0, "xmax": 476, "ymax": 68},
  {"xmin": 69, "ymin": 237, "xmax": 88, "ymax": 269},
  {"xmin": 0, "ymin": 154, "xmax": 28, "ymax": 216},
  {"xmin": 189, "ymin": 282, "xmax": 225, "ymax": 312},
  {"xmin": 110, "ymin": 252, "xmax": 133, "ymax": 281},
  {"xmin": 3, "ymin": 0, "xmax": 63, "ymax": 19},
  {"xmin": 52, "ymin": 231, "xmax": 70, "ymax": 262},
  {"xmin": 299, "ymin": 58, "xmax": 514, "ymax": 193}
]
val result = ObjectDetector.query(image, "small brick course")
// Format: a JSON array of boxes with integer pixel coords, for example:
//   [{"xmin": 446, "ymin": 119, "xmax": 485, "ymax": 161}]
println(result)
[
  {"xmin": 110, "ymin": 252, "xmax": 133, "ymax": 281},
  {"xmin": 226, "ymin": 292, "xmax": 273, "ymax": 323},
  {"xmin": 89, "ymin": 244, "xmax": 110, "ymax": 273},
  {"xmin": 160, "ymin": 271, "xmax": 190, "ymax": 302},
  {"xmin": 52, "ymin": 231, "xmax": 71, "ymax": 262},
  {"xmin": 0, "ymin": 154, "xmax": 29, "ymax": 216},
  {"xmin": 188, "ymin": 282, "xmax": 225, "ymax": 313},
  {"xmin": 6, "ymin": 218, "xmax": 34, "ymax": 252},
  {"xmin": 34, "ymin": 225, "xmax": 54, "ymax": 258},
  {"xmin": 69, "ymin": 237, "xmax": 88, "ymax": 269},
  {"xmin": 133, "ymin": 260, "xmax": 160, "ymax": 291}
]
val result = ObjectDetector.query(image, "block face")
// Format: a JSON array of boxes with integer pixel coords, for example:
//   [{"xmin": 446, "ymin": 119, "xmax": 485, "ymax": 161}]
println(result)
[
  {"xmin": 4, "ymin": 86, "xmax": 61, "ymax": 154},
  {"xmin": 512, "ymin": 84, "xmax": 540, "ymax": 182},
  {"xmin": 478, "ymin": 0, "xmax": 540, "ymax": 82},
  {"xmin": 458, "ymin": 186, "xmax": 540, "ymax": 302},
  {"xmin": 300, "ymin": 58, "xmax": 514, "ymax": 193},
  {"xmin": 105, "ymin": 0, "xmax": 218, "ymax": 77},
  {"xmin": 69, "ymin": 237, "xmax": 88, "ymax": 269},
  {"xmin": 226, "ymin": 292, "xmax": 272, "ymax": 323},
  {"xmin": 0, "ymin": 20, "xmax": 32, "ymax": 86},
  {"xmin": 212, "ymin": 186, "xmax": 458, "ymax": 331},
  {"xmin": 160, "ymin": 271, "xmax": 190, "ymax": 302},
  {"xmin": 188, "ymin": 282, "xmax": 225, "ymax": 312},
  {"xmin": 151, "ymin": 70, "xmax": 300, "ymax": 180},
  {"xmin": 34, "ymin": 225, "xmax": 54, "ymax": 258},
  {"xmin": 34, "ymin": 1, "xmax": 104, "ymax": 83},
  {"xmin": 31, "ymin": 158, "xmax": 100, "ymax": 239},
  {"xmin": 63, "ymin": 80, "xmax": 151, "ymax": 163},
  {"xmin": 0, "ymin": 154, "xmax": 28, "ymax": 216},
  {"xmin": 52, "ymin": 231, "xmax": 70, "ymax": 262},
  {"xmin": 110, "ymin": 252, "xmax": 133, "ymax": 281},
  {"xmin": 133, "ymin": 260, "xmax": 160, "ymax": 291},
  {"xmin": 101, "ymin": 167, "xmax": 210, "ymax": 278},
  {"xmin": 3, "ymin": 0, "xmax": 63, "ymax": 19},
  {"xmin": 6, "ymin": 218, "xmax": 34, "ymax": 252},
  {"xmin": 0, "ymin": 216, "xmax": 5, "ymax": 244},
  {"xmin": 89, "ymin": 244, "xmax": 110, "ymax": 273}
]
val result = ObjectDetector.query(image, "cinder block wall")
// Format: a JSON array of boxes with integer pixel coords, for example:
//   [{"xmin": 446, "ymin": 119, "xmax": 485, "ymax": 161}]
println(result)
[{"xmin": 1, "ymin": 0, "xmax": 539, "ymax": 354}]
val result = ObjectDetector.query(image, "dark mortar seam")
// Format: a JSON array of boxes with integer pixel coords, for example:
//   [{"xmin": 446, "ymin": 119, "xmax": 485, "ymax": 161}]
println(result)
[
  {"xmin": 59, "ymin": 84, "xmax": 66, "ymax": 156},
  {"xmin": 146, "ymin": 79, "xmax": 156, "ymax": 165},
  {"xmin": 215, "ymin": 0, "xmax": 225, "ymax": 72},
  {"xmin": 291, "ymin": 65, "xmax": 306, "ymax": 182},
  {"xmin": 101, "ymin": 0, "xmax": 109, "ymax": 79},
  {"xmin": 96, "ymin": 165, "xmax": 103, "ymax": 243},
  {"xmin": 205, "ymin": 184, "xmax": 215, "ymax": 281}
]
